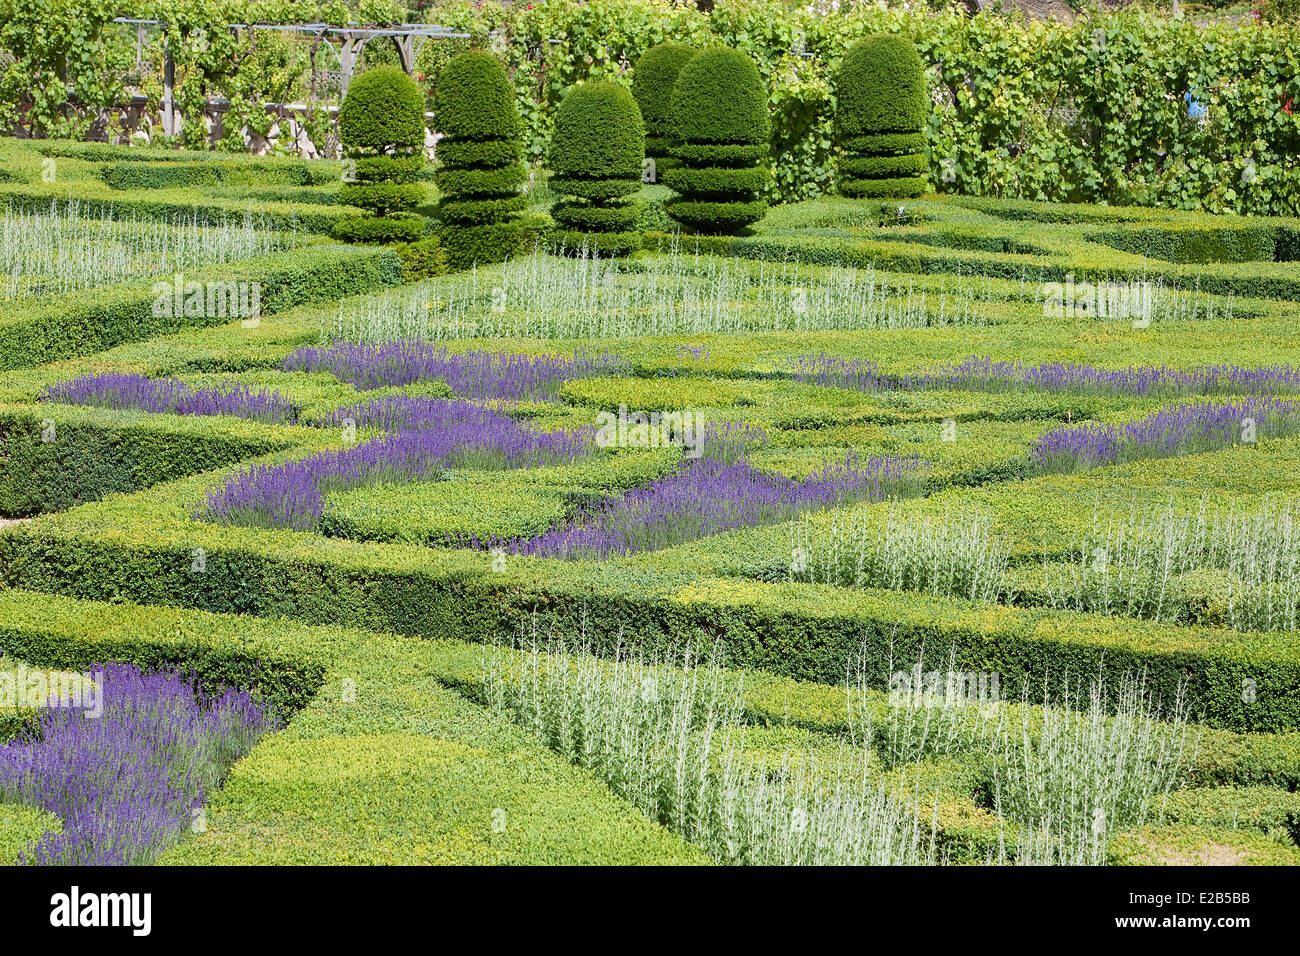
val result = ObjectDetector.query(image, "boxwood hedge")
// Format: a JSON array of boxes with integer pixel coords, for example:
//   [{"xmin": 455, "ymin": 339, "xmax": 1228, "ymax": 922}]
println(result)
[
  {"xmin": 835, "ymin": 35, "xmax": 929, "ymax": 199},
  {"xmin": 335, "ymin": 66, "xmax": 429, "ymax": 244},
  {"xmin": 631, "ymin": 43, "xmax": 698, "ymax": 172},
  {"xmin": 0, "ymin": 244, "xmax": 403, "ymax": 370}
]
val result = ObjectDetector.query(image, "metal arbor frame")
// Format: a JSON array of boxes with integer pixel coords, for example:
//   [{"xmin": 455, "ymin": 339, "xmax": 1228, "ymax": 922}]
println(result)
[{"xmin": 110, "ymin": 19, "xmax": 471, "ymax": 136}]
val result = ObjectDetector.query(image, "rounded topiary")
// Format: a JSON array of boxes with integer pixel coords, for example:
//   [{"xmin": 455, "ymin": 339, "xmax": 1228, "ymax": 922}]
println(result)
[
  {"xmin": 338, "ymin": 65, "xmax": 427, "ymax": 153},
  {"xmin": 835, "ymin": 35, "xmax": 930, "ymax": 199},
  {"xmin": 548, "ymin": 81, "xmax": 645, "ymax": 256},
  {"xmin": 432, "ymin": 51, "xmax": 528, "ymax": 269},
  {"xmin": 663, "ymin": 48, "xmax": 770, "ymax": 234},
  {"xmin": 630, "ymin": 43, "xmax": 697, "ymax": 175},
  {"xmin": 335, "ymin": 65, "xmax": 428, "ymax": 244}
]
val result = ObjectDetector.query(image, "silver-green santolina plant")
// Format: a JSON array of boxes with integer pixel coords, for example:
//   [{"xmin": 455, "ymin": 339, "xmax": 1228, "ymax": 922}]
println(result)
[
  {"xmin": 988, "ymin": 674, "xmax": 1193, "ymax": 865},
  {"xmin": 482, "ymin": 630, "xmax": 1194, "ymax": 865},
  {"xmin": 0, "ymin": 201, "xmax": 295, "ymax": 301},
  {"xmin": 790, "ymin": 501, "xmax": 1013, "ymax": 604},
  {"xmin": 1043, "ymin": 496, "xmax": 1300, "ymax": 632},
  {"xmin": 324, "ymin": 240, "xmax": 987, "ymax": 343},
  {"xmin": 481, "ymin": 636, "xmax": 934, "ymax": 865}
]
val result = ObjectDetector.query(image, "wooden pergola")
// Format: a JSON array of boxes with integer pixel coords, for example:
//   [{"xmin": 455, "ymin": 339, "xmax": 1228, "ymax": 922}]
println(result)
[{"xmin": 112, "ymin": 19, "xmax": 473, "ymax": 136}]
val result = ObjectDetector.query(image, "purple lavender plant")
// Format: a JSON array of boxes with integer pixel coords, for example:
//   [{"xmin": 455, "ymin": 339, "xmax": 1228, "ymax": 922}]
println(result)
[
  {"xmin": 284, "ymin": 342, "xmax": 629, "ymax": 402},
  {"xmin": 42, "ymin": 372, "xmax": 297, "ymax": 424},
  {"xmin": 698, "ymin": 420, "xmax": 769, "ymax": 464},
  {"xmin": 503, "ymin": 454, "xmax": 925, "ymax": 559},
  {"xmin": 202, "ymin": 399, "xmax": 592, "ymax": 531},
  {"xmin": 1031, "ymin": 396, "xmax": 1300, "ymax": 472},
  {"xmin": 791, "ymin": 354, "xmax": 1300, "ymax": 398},
  {"xmin": 0, "ymin": 662, "xmax": 276, "ymax": 866}
]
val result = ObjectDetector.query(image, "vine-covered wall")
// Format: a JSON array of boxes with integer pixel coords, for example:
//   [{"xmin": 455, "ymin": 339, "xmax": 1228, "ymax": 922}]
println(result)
[{"xmin": 2, "ymin": 0, "xmax": 1297, "ymax": 215}]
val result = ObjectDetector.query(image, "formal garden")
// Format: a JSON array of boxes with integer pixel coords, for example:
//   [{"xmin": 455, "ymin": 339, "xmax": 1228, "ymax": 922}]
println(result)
[{"xmin": 0, "ymin": 0, "xmax": 1298, "ymax": 870}]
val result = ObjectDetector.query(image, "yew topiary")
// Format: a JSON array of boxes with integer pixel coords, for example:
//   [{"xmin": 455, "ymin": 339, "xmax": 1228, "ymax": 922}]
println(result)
[
  {"xmin": 548, "ymin": 81, "xmax": 645, "ymax": 256},
  {"xmin": 835, "ymin": 35, "xmax": 930, "ymax": 199},
  {"xmin": 631, "ymin": 43, "xmax": 697, "ymax": 176},
  {"xmin": 432, "ymin": 51, "xmax": 528, "ymax": 269},
  {"xmin": 663, "ymin": 48, "xmax": 770, "ymax": 234},
  {"xmin": 335, "ymin": 66, "xmax": 428, "ymax": 244}
]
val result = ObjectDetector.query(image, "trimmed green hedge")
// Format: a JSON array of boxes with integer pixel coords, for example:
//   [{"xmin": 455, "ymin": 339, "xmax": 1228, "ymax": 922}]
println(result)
[
  {"xmin": 642, "ymin": 195, "xmax": 1300, "ymax": 302},
  {"xmin": 0, "ymin": 182, "xmax": 355, "ymax": 234},
  {"xmin": 0, "ymin": 803, "xmax": 61, "ymax": 865},
  {"xmin": 1159, "ymin": 786, "xmax": 1300, "ymax": 843},
  {"xmin": 0, "ymin": 243, "xmax": 403, "ymax": 370},
  {"xmin": 332, "ymin": 214, "xmax": 427, "ymax": 244},
  {"xmin": 97, "ymin": 158, "xmax": 337, "ymax": 191},
  {"xmin": 0, "ymin": 406, "xmax": 309, "ymax": 516},
  {"xmin": 547, "ymin": 81, "xmax": 644, "ymax": 256},
  {"xmin": 836, "ymin": 35, "xmax": 928, "ymax": 199},
  {"xmin": 1107, "ymin": 824, "xmax": 1300, "ymax": 865},
  {"xmin": 664, "ymin": 48, "xmax": 770, "ymax": 234},
  {"xmin": 1086, "ymin": 223, "xmax": 1280, "ymax": 264},
  {"xmin": 6, "ymin": 483, "xmax": 1300, "ymax": 734},
  {"xmin": 336, "ymin": 67, "xmax": 429, "ymax": 243},
  {"xmin": 338, "ymin": 66, "xmax": 427, "ymax": 155},
  {"xmin": 0, "ymin": 589, "xmax": 332, "ymax": 718}
]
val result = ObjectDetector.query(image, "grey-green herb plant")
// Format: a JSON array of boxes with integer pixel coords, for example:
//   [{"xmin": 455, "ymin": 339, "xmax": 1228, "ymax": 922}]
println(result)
[
  {"xmin": 481, "ymin": 634, "xmax": 934, "ymax": 865},
  {"xmin": 325, "ymin": 240, "xmax": 988, "ymax": 343},
  {"xmin": 791, "ymin": 501, "xmax": 1013, "ymax": 604}
]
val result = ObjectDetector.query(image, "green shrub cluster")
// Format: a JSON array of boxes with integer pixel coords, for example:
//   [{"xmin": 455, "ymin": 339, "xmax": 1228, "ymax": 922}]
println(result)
[
  {"xmin": 835, "ymin": 35, "xmax": 928, "ymax": 199},
  {"xmin": 0, "ymin": 244, "xmax": 404, "ymax": 370},
  {"xmin": 0, "ymin": 406, "xmax": 305, "ymax": 515},
  {"xmin": 394, "ymin": 236, "xmax": 450, "ymax": 281},
  {"xmin": 0, "ymin": 804, "xmax": 61, "ymax": 865},
  {"xmin": 433, "ymin": 52, "xmax": 528, "ymax": 270},
  {"xmin": 98, "ymin": 158, "xmax": 338, "ymax": 191},
  {"xmin": 547, "ymin": 81, "xmax": 645, "ymax": 256},
  {"xmin": 630, "ymin": 43, "xmax": 697, "ymax": 174},
  {"xmin": 335, "ymin": 66, "xmax": 429, "ymax": 245},
  {"xmin": 663, "ymin": 48, "xmax": 770, "ymax": 235}
]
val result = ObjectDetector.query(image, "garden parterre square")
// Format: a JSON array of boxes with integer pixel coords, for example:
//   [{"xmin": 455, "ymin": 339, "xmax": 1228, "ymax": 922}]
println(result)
[{"xmin": 0, "ymin": 0, "xmax": 1299, "ymax": 878}]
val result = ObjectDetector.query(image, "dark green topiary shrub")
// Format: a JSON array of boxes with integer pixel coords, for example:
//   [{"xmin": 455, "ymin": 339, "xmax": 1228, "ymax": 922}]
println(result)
[
  {"xmin": 548, "ymin": 81, "xmax": 645, "ymax": 256},
  {"xmin": 335, "ymin": 66, "xmax": 429, "ymax": 244},
  {"xmin": 631, "ymin": 43, "xmax": 697, "ymax": 177},
  {"xmin": 835, "ymin": 35, "xmax": 930, "ymax": 199},
  {"xmin": 663, "ymin": 48, "xmax": 770, "ymax": 234},
  {"xmin": 432, "ymin": 51, "xmax": 528, "ymax": 270}
]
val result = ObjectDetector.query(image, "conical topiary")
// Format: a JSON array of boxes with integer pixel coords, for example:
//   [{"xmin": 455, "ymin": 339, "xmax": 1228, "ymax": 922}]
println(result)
[
  {"xmin": 548, "ymin": 81, "xmax": 645, "ymax": 256},
  {"xmin": 630, "ymin": 43, "xmax": 697, "ymax": 179},
  {"xmin": 663, "ymin": 48, "xmax": 770, "ymax": 234},
  {"xmin": 335, "ymin": 65, "xmax": 428, "ymax": 244},
  {"xmin": 835, "ymin": 35, "xmax": 929, "ymax": 199},
  {"xmin": 432, "ymin": 51, "xmax": 528, "ymax": 269}
]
